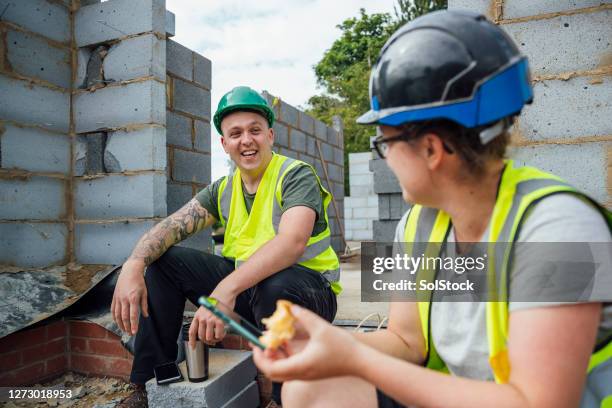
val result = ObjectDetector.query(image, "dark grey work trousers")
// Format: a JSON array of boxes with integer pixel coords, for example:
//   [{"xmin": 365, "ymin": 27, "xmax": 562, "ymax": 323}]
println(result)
[{"xmin": 129, "ymin": 246, "xmax": 337, "ymax": 389}]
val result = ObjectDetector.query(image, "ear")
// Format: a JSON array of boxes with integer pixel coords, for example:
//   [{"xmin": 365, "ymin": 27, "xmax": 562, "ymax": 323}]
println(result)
[
  {"xmin": 267, "ymin": 126, "xmax": 275, "ymax": 145},
  {"xmin": 420, "ymin": 132, "xmax": 446, "ymax": 170},
  {"xmin": 220, "ymin": 136, "xmax": 229, "ymax": 153}
]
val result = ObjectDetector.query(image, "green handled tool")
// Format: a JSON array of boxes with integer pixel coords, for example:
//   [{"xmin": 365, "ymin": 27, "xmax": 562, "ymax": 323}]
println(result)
[{"xmin": 198, "ymin": 296, "xmax": 266, "ymax": 350}]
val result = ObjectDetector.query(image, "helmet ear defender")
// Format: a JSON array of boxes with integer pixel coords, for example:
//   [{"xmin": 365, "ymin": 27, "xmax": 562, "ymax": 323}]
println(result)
[{"xmin": 358, "ymin": 10, "xmax": 533, "ymax": 146}]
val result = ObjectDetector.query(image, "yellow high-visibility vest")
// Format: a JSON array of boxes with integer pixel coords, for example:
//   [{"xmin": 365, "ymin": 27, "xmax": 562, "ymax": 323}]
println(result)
[
  {"xmin": 217, "ymin": 153, "xmax": 342, "ymax": 294},
  {"xmin": 403, "ymin": 160, "xmax": 612, "ymax": 406}
]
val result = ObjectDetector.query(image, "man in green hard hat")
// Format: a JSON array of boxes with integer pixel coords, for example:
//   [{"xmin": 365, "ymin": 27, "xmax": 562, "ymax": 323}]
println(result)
[{"xmin": 112, "ymin": 86, "xmax": 340, "ymax": 406}]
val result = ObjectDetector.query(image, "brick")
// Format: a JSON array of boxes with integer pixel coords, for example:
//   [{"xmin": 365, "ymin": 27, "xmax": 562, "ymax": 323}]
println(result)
[
  {"xmin": 75, "ymin": 0, "xmax": 165, "ymax": 47},
  {"xmin": 21, "ymin": 343, "xmax": 49, "ymax": 366},
  {"xmin": 0, "ymin": 74, "xmax": 70, "ymax": 132},
  {"xmin": 371, "ymin": 158, "xmax": 401, "ymax": 194},
  {"xmin": 349, "ymin": 162, "xmax": 371, "ymax": 177},
  {"xmin": 103, "ymin": 34, "xmax": 165, "ymax": 82},
  {"xmin": 321, "ymin": 142, "xmax": 334, "ymax": 163},
  {"xmin": 6, "ymin": 29, "xmax": 71, "ymax": 88},
  {"xmin": 71, "ymin": 354, "xmax": 131, "ymax": 377},
  {"xmin": 373, "ymin": 220, "xmax": 398, "ymax": 242},
  {"xmin": 166, "ymin": 10, "xmax": 176, "ymax": 37},
  {"xmin": 0, "ymin": 325, "xmax": 47, "ymax": 352},
  {"xmin": 509, "ymin": 142, "xmax": 609, "ymax": 203},
  {"xmin": 503, "ymin": 10, "xmax": 612, "ymax": 77},
  {"xmin": 314, "ymin": 119, "xmax": 327, "ymax": 140},
  {"xmin": 334, "ymin": 147, "xmax": 343, "ymax": 165},
  {"xmin": 146, "ymin": 349, "xmax": 256, "ymax": 408},
  {"xmin": 367, "ymin": 195, "xmax": 378, "ymax": 207},
  {"xmin": 0, "ymin": 0, "xmax": 70, "ymax": 43},
  {"xmin": 447, "ymin": 0, "xmax": 492, "ymax": 17},
  {"xmin": 88, "ymin": 338, "xmax": 128, "ymax": 357},
  {"xmin": 352, "ymin": 174, "xmax": 373, "ymax": 187},
  {"xmin": 75, "ymin": 173, "xmax": 167, "ymax": 219},
  {"xmin": 0, "ymin": 222, "xmax": 66, "ymax": 267},
  {"xmin": 194, "ymin": 53, "xmax": 212, "ymax": 89},
  {"xmin": 167, "ymin": 39, "xmax": 193, "ymax": 81},
  {"xmin": 354, "ymin": 207, "xmax": 379, "ymax": 219},
  {"xmin": 377, "ymin": 194, "xmax": 390, "ymax": 220},
  {"xmin": 74, "ymin": 80, "xmax": 165, "ymax": 133},
  {"xmin": 172, "ymin": 149, "xmax": 211, "ymax": 184},
  {"xmin": 70, "ymin": 321, "xmax": 110, "ymax": 339},
  {"xmin": 74, "ymin": 220, "xmax": 156, "ymax": 264},
  {"xmin": 105, "ymin": 127, "xmax": 166, "ymax": 172},
  {"xmin": 0, "ymin": 124, "xmax": 70, "ymax": 174},
  {"xmin": 306, "ymin": 135, "xmax": 316, "ymax": 156},
  {"xmin": 503, "ymin": 0, "xmax": 604, "ymax": 20},
  {"xmin": 11, "ymin": 362, "xmax": 45, "ymax": 386},
  {"xmin": 173, "ymin": 79, "xmax": 211, "ymax": 120},
  {"xmin": 327, "ymin": 163, "xmax": 342, "ymax": 182},
  {"xmin": 194, "ymin": 120, "xmax": 211, "ymax": 152},
  {"xmin": 299, "ymin": 112, "xmax": 315, "ymax": 134},
  {"xmin": 272, "ymin": 123, "xmax": 288, "ymax": 148},
  {"xmin": 0, "ymin": 177, "xmax": 66, "ymax": 220},
  {"xmin": 350, "ymin": 185, "xmax": 371, "ymax": 196},
  {"xmin": 167, "ymin": 182, "xmax": 192, "ymax": 214},
  {"xmin": 167, "ymin": 111, "xmax": 192, "ymax": 148},
  {"xmin": 327, "ymin": 127, "xmax": 340, "ymax": 146},
  {"xmin": 45, "ymin": 338, "xmax": 67, "ymax": 356},
  {"xmin": 345, "ymin": 196, "xmax": 368, "ymax": 208},
  {"xmin": 45, "ymin": 354, "xmax": 67, "ymax": 376},
  {"xmin": 346, "ymin": 219, "xmax": 368, "ymax": 230},
  {"xmin": 70, "ymin": 337, "xmax": 88, "ymax": 353},
  {"xmin": 519, "ymin": 76, "xmax": 612, "ymax": 141},
  {"xmin": 279, "ymin": 101, "xmax": 299, "ymax": 128},
  {"xmin": 349, "ymin": 152, "xmax": 373, "ymax": 165},
  {"xmin": 290, "ymin": 129, "xmax": 306, "ymax": 153},
  {"xmin": 0, "ymin": 351, "xmax": 21, "ymax": 369}
]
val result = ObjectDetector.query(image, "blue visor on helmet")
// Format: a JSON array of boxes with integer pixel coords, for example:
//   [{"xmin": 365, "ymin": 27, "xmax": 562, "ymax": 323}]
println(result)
[{"xmin": 372, "ymin": 58, "xmax": 533, "ymax": 128}]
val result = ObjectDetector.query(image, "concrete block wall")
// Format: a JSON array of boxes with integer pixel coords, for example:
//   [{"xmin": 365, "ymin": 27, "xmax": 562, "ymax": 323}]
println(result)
[
  {"xmin": 0, "ymin": 0, "xmax": 72, "ymax": 267},
  {"xmin": 448, "ymin": 0, "xmax": 612, "ymax": 206},
  {"xmin": 371, "ymin": 1, "xmax": 612, "ymax": 242},
  {"xmin": 73, "ymin": 0, "xmax": 169, "ymax": 265},
  {"xmin": 166, "ymin": 39, "xmax": 212, "ymax": 251},
  {"xmin": 344, "ymin": 152, "xmax": 378, "ymax": 241},
  {"xmin": 1, "ymin": 0, "xmax": 213, "ymax": 267},
  {"xmin": 262, "ymin": 92, "xmax": 345, "ymax": 252}
]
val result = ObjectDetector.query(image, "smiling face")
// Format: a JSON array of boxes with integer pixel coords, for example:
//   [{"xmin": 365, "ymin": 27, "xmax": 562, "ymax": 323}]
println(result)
[{"xmin": 220, "ymin": 110, "xmax": 275, "ymax": 174}]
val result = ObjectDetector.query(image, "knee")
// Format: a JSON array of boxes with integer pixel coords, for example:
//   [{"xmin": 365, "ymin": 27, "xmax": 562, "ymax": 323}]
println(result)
[{"xmin": 282, "ymin": 380, "xmax": 335, "ymax": 408}]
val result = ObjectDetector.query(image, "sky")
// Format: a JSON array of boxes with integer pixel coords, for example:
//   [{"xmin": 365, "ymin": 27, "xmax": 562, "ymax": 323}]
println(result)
[{"xmin": 165, "ymin": 0, "xmax": 398, "ymax": 180}]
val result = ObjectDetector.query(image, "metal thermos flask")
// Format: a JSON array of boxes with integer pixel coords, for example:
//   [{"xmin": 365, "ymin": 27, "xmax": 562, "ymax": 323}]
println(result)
[{"xmin": 182, "ymin": 324, "xmax": 209, "ymax": 382}]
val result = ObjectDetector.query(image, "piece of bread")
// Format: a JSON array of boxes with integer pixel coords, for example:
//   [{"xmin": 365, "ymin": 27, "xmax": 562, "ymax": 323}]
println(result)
[{"xmin": 260, "ymin": 300, "xmax": 296, "ymax": 348}]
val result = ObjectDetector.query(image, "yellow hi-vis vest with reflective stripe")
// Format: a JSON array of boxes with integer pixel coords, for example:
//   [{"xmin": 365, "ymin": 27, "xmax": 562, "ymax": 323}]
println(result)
[
  {"xmin": 403, "ymin": 160, "xmax": 612, "ymax": 406},
  {"xmin": 217, "ymin": 153, "xmax": 342, "ymax": 295}
]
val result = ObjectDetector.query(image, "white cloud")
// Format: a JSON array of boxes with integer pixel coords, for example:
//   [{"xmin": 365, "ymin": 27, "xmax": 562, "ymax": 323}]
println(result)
[{"xmin": 166, "ymin": 0, "xmax": 397, "ymax": 180}]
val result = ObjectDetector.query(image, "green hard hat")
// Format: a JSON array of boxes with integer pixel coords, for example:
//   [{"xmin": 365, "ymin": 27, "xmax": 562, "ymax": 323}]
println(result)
[{"xmin": 213, "ymin": 86, "xmax": 275, "ymax": 134}]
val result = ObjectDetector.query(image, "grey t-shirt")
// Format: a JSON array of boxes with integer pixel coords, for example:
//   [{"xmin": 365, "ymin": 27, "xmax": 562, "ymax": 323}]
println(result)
[
  {"xmin": 394, "ymin": 193, "xmax": 612, "ymax": 380},
  {"xmin": 195, "ymin": 164, "xmax": 328, "ymax": 237}
]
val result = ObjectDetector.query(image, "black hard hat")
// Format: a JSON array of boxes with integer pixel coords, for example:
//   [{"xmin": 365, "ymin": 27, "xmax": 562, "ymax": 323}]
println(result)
[{"xmin": 357, "ymin": 10, "xmax": 533, "ymax": 135}]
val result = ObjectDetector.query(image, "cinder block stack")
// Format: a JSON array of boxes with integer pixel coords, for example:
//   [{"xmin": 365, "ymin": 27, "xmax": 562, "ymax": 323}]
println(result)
[
  {"xmin": 166, "ymin": 39, "xmax": 212, "ymax": 251},
  {"xmin": 449, "ymin": 0, "xmax": 611, "ymax": 206},
  {"xmin": 261, "ymin": 92, "xmax": 346, "ymax": 252},
  {"xmin": 372, "ymin": 0, "xmax": 612, "ymax": 241},
  {"xmin": 344, "ymin": 152, "xmax": 379, "ymax": 241}
]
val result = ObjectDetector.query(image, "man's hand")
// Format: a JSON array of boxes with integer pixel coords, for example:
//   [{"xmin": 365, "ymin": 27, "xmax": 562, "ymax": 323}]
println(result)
[
  {"xmin": 188, "ymin": 286, "xmax": 237, "ymax": 348},
  {"xmin": 111, "ymin": 259, "xmax": 149, "ymax": 335}
]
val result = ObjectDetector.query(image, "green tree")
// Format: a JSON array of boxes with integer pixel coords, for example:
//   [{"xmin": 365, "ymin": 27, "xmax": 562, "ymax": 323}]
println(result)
[{"xmin": 306, "ymin": 1, "xmax": 447, "ymax": 193}]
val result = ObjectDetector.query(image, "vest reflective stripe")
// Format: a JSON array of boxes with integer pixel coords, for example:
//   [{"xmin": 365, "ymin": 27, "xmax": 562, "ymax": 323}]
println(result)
[
  {"xmin": 404, "ymin": 160, "xmax": 612, "ymax": 392},
  {"xmin": 218, "ymin": 154, "xmax": 341, "ymax": 294}
]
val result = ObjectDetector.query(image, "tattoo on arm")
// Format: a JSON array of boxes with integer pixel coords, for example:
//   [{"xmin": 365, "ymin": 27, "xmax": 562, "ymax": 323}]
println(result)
[{"xmin": 129, "ymin": 199, "xmax": 214, "ymax": 265}]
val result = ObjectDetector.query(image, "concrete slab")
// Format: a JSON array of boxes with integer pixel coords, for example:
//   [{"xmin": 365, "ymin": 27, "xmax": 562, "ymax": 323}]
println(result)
[
  {"xmin": 220, "ymin": 381, "xmax": 259, "ymax": 408},
  {"xmin": 146, "ymin": 349, "xmax": 257, "ymax": 408},
  {"xmin": 335, "ymin": 259, "xmax": 388, "ymax": 323}
]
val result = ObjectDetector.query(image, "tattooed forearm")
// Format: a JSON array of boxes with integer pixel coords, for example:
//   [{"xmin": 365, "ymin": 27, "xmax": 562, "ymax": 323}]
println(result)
[{"xmin": 128, "ymin": 199, "xmax": 213, "ymax": 265}]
